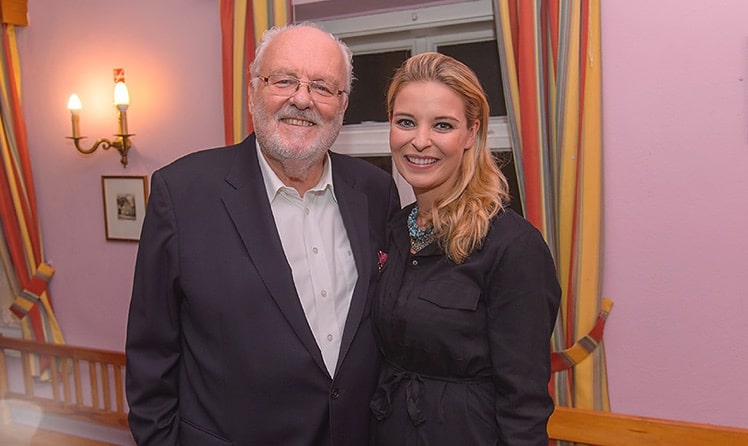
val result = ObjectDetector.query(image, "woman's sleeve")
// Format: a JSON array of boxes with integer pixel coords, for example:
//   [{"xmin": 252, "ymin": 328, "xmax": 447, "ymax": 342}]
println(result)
[{"xmin": 486, "ymin": 227, "xmax": 561, "ymax": 445}]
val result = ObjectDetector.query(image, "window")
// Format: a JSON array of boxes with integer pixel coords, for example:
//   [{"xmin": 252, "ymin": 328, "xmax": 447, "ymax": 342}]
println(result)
[
  {"xmin": 0, "ymin": 262, "xmax": 21, "ymax": 338},
  {"xmin": 346, "ymin": 50, "xmax": 410, "ymax": 124},
  {"xmin": 345, "ymin": 40, "xmax": 506, "ymax": 124},
  {"xmin": 437, "ymin": 40, "xmax": 506, "ymax": 117}
]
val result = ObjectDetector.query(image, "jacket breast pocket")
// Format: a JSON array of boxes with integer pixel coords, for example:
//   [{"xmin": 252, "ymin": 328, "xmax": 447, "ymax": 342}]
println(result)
[{"xmin": 418, "ymin": 280, "xmax": 481, "ymax": 311}]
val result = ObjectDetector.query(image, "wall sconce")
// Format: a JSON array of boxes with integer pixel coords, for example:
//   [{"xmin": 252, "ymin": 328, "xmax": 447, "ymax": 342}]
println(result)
[{"xmin": 66, "ymin": 72, "xmax": 134, "ymax": 167}]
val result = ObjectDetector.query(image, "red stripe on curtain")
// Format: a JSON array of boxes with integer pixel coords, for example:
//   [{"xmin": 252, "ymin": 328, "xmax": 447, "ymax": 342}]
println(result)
[
  {"xmin": 517, "ymin": 2, "xmax": 543, "ymax": 227},
  {"xmin": 220, "ymin": 1, "xmax": 235, "ymax": 144},
  {"xmin": 508, "ymin": 0, "xmax": 520, "ymax": 65},
  {"xmin": 547, "ymin": 0, "xmax": 559, "ymax": 62},
  {"xmin": 243, "ymin": 6, "xmax": 256, "ymax": 136}
]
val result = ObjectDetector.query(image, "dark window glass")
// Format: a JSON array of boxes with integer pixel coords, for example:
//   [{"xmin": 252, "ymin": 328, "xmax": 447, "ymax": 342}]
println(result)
[
  {"xmin": 494, "ymin": 150, "xmax": 523, "ymax": 216},
  {"xmin": 437, "ymin": 40, "xmax": 506, "ymax": 117},
  {"xmin": 359, "ymin": 156, "xmax": 392, "ymax": 174},
  {"xmin": 345, "ymin": 50, "xmax": 411, "ymax": 124}
]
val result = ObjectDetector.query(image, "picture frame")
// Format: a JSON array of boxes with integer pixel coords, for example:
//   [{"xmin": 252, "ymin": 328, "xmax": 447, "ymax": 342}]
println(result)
[{"xmin": 101, "ymin": 175, "xmax": 149, "ymax": 241}]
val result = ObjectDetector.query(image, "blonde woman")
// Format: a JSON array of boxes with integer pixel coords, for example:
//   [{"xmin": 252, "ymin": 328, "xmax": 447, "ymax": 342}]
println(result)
[{"xmin": 370, "ymin": 52, "xmax": 561, "ymax": 445}]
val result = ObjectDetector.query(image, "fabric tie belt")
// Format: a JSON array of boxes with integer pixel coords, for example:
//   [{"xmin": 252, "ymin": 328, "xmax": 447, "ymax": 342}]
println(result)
[
  {"xmin": 370, "ymin": 362, "xmax": 491, "ymax": 445},
  {"xmin": 370, "ymin": 364, "xmax": 427, "ymax": 425}
]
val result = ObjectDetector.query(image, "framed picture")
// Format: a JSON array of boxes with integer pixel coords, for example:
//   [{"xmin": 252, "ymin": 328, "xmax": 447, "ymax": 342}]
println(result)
[{"xmin": 101, "ymin": 175, "xmax": 149, "ymax": 241}]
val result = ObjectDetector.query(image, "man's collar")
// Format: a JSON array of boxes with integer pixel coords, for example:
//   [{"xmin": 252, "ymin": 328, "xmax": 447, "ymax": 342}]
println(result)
[{"xmin": 255, "ymin": 142, "xmax": 336, "ymax": 201}]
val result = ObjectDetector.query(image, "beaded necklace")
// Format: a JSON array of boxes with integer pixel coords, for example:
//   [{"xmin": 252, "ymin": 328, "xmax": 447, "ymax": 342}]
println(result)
[{"xmin": 407, "ymin": 205, "xmax": 435, "ymax": 253}]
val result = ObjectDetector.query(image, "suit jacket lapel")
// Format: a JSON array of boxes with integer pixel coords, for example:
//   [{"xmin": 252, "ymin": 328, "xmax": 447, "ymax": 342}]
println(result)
[
  {"xmin": 331, "ymin": 154, "xmax": 372, "ymax": 372},
  {"xmin": 221, "ymin": 136, "xmax": 327, "ymax": 373}
]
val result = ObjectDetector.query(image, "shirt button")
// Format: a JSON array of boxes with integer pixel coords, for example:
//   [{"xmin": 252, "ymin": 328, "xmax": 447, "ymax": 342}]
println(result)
[
  {"xmin": 327, "ymin": 334, "xmax": 333, "ymax": 341},
  {"xmin": 304, "ymin": 208, "xmax": 310, "ymax": 215},
  {"xmin": 331, "ymin": 388, "xmax": 340, "ymax": 399},
  {"xmin": 411, "ymin": 259, "xmax": 419, "ymax": 266},
  {"xmin": 313, "ymin": 247, "xmax": 319, "ymax": 254},
  {"xmin": 321, "ymin": 289, "xmax": 327, "ymax": 297}
]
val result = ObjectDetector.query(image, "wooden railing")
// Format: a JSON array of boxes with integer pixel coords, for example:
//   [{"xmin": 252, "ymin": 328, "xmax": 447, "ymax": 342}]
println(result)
[
  {"xmin": 0, "ymin": 335, "xmax": 127, "ymax": 429},
  {"xmin": 548, "ymin": 406, "xmax": 748, "ymax": 445},
  {"xmin": 3, "ymin": 335, "xmax": 748, "ymax": 445}
]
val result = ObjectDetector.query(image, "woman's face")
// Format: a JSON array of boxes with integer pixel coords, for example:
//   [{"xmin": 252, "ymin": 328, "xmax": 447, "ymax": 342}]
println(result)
[{"xmin": 389, "ymin": 81, "xmax": 478, "ymax": 203}]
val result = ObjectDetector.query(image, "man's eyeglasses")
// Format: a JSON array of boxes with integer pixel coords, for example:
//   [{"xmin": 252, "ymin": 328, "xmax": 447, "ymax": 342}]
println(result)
[{"xmin": 257, "ymin": 74, "xmax": 346, "ymax": 102}]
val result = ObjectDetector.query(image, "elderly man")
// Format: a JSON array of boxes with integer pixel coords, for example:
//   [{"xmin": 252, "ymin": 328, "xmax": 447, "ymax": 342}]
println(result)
[{"xmin": 125, "ymin": 23, "xmax": 400, "ymax": 446}]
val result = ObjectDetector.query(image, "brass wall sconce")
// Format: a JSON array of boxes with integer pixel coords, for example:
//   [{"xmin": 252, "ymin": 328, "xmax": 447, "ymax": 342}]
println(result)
[{"xmin": 67, "ymin": 72, "xmax": 134, "ymax": 167}]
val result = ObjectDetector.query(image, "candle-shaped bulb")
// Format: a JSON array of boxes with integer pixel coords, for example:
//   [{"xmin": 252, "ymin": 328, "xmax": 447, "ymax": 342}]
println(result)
[
  {"xmin": 68, "ymin": 94, "xmax": 81, "ymax": 138},
  {"xmin": 114, "ymin": 81, "xmax": 129, "ymax": 112},
  {"xmin": 67, "ymin": 94, "xmax": 82, "ymax": 114}
]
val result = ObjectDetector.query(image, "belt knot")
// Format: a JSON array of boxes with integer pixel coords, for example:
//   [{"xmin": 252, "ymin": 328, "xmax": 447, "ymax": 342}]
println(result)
[{"xmin": 370, "ymin": 366, "xmax": 426, "ymax": 426}]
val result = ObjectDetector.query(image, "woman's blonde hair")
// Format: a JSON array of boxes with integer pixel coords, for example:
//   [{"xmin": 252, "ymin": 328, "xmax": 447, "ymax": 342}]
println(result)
[{"xmin": 387, "ymin": 52, "xmax": 510, "ymax": 263}]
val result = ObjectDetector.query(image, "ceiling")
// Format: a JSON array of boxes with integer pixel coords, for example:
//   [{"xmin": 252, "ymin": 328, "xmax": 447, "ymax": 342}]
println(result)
[{"xmin": 293, "ymin": 0, "xmax": 475, "ymax": 22}]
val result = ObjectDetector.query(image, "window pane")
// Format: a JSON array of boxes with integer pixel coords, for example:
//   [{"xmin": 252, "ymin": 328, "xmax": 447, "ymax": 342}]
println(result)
[
  {"xmin": 437, "ymin": 40, "xmax": 507, "ymax": 117},
  {"xmin": 494, "ymin": 150, "xmax": 523, "ymax": 216},
  {"xmin": 346, "ymin": 50, "xmax": 411, "ymax": 124},
  {"xmin": 359, "ymin": 156, "xmax": 392, "ymax": 174}
]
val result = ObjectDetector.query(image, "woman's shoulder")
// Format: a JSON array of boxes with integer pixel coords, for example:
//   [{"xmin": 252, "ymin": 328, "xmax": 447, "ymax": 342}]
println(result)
[
  {"xmin": 491, "ymin": 207, "xmax": 531, "ymax": 228},
  {"xmin": 486, "ymin": 207, "xmax": 547, "ymax": 247}
]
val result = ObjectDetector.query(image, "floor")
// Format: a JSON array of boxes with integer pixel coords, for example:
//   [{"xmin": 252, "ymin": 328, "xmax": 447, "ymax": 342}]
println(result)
[{"xmin": 0, "ymin": 423, "xmax": 117, "ymax": 446}]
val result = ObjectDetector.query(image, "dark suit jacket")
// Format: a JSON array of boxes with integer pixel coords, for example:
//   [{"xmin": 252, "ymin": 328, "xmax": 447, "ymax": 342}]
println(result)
[{"xmin": 125, "ymin": 135, "xmax": 400, "ymax": 446}]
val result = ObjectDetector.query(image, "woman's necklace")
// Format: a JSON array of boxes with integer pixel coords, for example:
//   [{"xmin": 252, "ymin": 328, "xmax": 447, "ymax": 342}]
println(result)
[{"xmin": 408, "ymin": 205, "xmax": 435, "ymax": 253}]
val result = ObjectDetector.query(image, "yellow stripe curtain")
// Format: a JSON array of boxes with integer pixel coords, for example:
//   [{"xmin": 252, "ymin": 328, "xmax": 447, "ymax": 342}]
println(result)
[
  {"xmin": 220, "ymin": 0, "xmax": 293, "ymax": 145},
  {"xmin": 493, "ymin": 0, "xmax": 612, "ymax": 412},
  {"xmin": 0, "ymin": 24, "xmax": 64, "ymax": 347}
]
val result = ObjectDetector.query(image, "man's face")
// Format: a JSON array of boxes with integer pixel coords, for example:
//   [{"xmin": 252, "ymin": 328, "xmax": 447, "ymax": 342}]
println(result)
[{"xmin": 249, "ymin": 27, "xmax": 349, "ymax": 166}]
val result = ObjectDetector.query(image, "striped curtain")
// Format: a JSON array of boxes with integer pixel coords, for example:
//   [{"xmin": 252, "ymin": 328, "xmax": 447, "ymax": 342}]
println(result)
[
  {"xmin": 0, "ymin": 24, "xmax": 64, "ymax": 346},
  {"xmin": 493, "ymin": 0, "xmax": 613, "ymax": 413},
  {"xmin": 220, "ymin": 0, "xmax": 293, "ymax": 145}
]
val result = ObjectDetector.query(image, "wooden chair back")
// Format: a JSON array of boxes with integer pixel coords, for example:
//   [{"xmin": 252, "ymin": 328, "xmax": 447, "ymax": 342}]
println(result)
[{"xmin": 0, "ymin": 335, "xmax": 127, "ymax": 429}]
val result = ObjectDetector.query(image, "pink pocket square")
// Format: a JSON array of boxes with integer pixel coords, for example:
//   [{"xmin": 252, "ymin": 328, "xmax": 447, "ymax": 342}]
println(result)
[{"xmin": 377, "ymin": 251, "xmax": 388, "ymax": 272}]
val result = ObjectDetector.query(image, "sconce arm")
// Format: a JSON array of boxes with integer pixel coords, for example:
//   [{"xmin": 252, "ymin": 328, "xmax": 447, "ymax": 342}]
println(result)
[{"xmin": 66, "ymin": 134, "xmax": 134, "ymax": 167}]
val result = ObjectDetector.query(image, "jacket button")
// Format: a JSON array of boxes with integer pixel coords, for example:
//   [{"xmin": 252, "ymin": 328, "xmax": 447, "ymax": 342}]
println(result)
[{"xmin": 331, "ymin": 388, "xmax": 341, "ymax": 399}]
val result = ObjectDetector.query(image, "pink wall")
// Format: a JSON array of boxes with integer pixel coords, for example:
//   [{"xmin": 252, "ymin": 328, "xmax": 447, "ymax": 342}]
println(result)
[
  {"xmin": 16, "ymin": 0, "xmax": 225, "ymax": 350},
  {"xmin": 15, "ymin": 0, "xmax": 748, "ymax": 429},
  {"xmin": 601, "ymin": 0, "xmax": 748, "ymax": 428}
]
